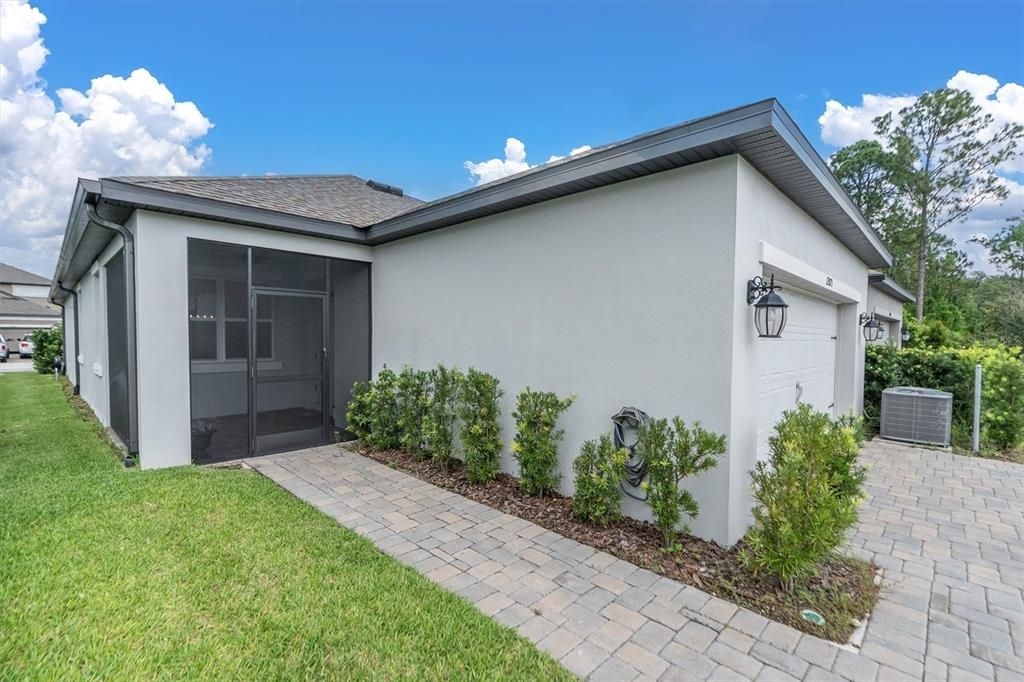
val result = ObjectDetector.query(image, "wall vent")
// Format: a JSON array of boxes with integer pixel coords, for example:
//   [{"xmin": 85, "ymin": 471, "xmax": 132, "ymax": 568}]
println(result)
[{"xmin": 880, "ymin": 386, "xmax": 952, "ymax": 447}]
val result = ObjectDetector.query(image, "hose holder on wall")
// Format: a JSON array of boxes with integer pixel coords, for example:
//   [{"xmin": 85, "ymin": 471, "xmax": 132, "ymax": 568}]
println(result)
[{"xmin": 612, "ymin": 406, "xmax": 651, "ymax": 501}]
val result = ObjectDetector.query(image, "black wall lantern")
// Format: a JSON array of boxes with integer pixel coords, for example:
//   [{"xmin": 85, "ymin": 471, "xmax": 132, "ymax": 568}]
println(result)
[
  {"xmin": 859, "ymin": 313, "xmax": 884, "ymax": 342},
  {"xmin": 901, "ymin": 327, "xmax": 911, "ymax": 343},
  {"xmin": 747, "ymin": 275, "xmax": 788, "ymax": 338}
]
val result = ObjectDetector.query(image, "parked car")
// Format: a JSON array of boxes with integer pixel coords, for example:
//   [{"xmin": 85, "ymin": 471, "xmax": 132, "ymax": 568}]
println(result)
[
  {"xmin": 0, "ymin": 335, "xmax": 8, "ymax": 362},
  {"xmin": 19, "ymin": 333, "xmax": 34, "ymax": 359}
]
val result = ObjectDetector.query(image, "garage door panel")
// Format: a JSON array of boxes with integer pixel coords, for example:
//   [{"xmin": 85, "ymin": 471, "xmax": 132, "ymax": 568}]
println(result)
[{"xmin": 755, "ymin": 289, "xmax": 838, "ymax": 462}]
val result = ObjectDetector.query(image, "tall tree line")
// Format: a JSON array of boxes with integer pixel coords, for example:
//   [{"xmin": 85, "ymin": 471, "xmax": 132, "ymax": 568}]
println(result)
[{"xmin": 829, "ymin": 87, "xmax": 1023, "ymax": 345}]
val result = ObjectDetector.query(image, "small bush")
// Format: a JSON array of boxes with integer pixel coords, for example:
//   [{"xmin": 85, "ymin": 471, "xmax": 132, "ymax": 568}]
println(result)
[
  {"xmin": 511, "ymin": 388, "xmax": 574, "ymax": 496},
  {"xmin": 572, "ymin": 434, "xmax": 628, "ymax": 525},
  {"xmin": 396, "ymin": 366, "xmax": 431, "ymax": 458},
  {"xmin": 459, "ymin": 368, "xmax": 503, "ymax": 483},
  {"xmin": 424, "ymin": 365, "xmax": 463, "ymax": 469},
  {"xmin": 637, "ymin": 417, "xmax": 726, "ymax": 549},
  {"xmin": 345, "ymin": 380, "xmax": 374, "ymax": 440},
  {"xmin": 352, "ymin": 367, "xmax": 402, "ymax": 451},
  {"xmin": 31, "ymin": 326, "xmax": 63, "ymax": 374},
  {"xmin": 742, "ymin": 404, "xmax": 864, "ymax": 591}
]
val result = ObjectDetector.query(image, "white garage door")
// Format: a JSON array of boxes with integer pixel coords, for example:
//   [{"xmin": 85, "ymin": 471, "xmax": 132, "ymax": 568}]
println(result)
[{"xmin": 755, "ymin": 287, "xmax": 838, "ymax": 462}]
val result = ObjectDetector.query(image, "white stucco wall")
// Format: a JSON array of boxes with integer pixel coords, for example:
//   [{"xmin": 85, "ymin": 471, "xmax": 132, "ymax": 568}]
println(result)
[
  {"xmin": 867, "ymin": 286, "xmax": 905, "ymax": 348},
  {"xmin": 373, "ymin": 158, "xmax": 740, "ymax": 543},
  {"xmin": 727, "ymin": 157, "xmax": 871, "ymax": 542},
  {"xmin": 132, "ymin": 211, "xmax": 372, "ymax": 469}
]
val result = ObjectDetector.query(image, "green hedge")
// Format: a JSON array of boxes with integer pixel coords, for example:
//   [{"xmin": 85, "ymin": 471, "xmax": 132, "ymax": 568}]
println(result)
[{"xmin": 865, "ymin": 343, "xmax": 1024, "ymax": 450}]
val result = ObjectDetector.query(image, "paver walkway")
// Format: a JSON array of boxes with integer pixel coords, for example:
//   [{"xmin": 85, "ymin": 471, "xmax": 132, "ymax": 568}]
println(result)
[{"xmin": 246, "ymin": 440, "xmax": 1023, "ymax": 681}]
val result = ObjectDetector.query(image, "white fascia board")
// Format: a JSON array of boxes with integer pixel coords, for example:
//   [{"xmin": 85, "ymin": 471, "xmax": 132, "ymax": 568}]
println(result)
[{"xmin": 758, "ymin": 241, "xmax": 861, "ymax": 304}]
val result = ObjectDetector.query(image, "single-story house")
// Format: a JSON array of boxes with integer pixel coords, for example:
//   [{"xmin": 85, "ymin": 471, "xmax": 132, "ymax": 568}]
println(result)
[
  {"xmin": 867, "ymin": 272, "xmax": 915, "ymax": 347},
  {"xmin": 51, "ymin": 99, "xmax": 892, "ymax": 545},
  {"xmin": 0, "ymin": 263, "xmax": 61, "ymax": 342}
]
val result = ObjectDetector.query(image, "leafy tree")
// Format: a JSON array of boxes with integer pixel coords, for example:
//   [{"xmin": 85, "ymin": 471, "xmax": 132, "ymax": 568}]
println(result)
[
  {"xmin": 874, "ymin": 88, "xmax": 1023, "ymax": 320},
  {"xmin": 972, "ymin": 217, "xmax": 1024, "ymax": 280},
  {"xmin": 31, "ymin": 325, "xmax": 63, "ymax": 374}
]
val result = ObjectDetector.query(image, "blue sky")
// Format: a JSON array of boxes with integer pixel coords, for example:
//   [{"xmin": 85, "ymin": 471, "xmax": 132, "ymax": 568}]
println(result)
[{"xmin": 2, "ymin": 0, "xmax": 1022, "ymax": 275}]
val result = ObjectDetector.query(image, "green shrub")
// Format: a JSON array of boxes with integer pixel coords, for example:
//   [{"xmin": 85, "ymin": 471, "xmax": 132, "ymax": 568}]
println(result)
[
  {"xmin": 572, "ymin": 434, "xmax": 628, "ymax": 525},
  {"xmin": 345, "ymin": 380, "xmax": 374, "ymax": 440},
  {"xmin": 459, "ymin": 368, "xmax": 503, "ymax": 483},
  {"xmin": 865, "ymin": 343, "xmax": 1024, "ymax": 450},
  {"xmin": 637, "ymin": 417, "xmax": 726, "ymax": 549},
  {"xmin": 424, "ymin": 365, "xmax": 463, "ymax": 470},
  {"xmin": 741, "ymin": 404, "xmax": 864, "ymax": 591},
  {"xmin": 396, "ymin": 366, "xmax": 431, "ymax": 458},
  {"xmin": 31, "ymin": 326, "xmax": 63, "ymax": 374},
  {"xmin": 959, "ymin": 346, "xmax": 1024, "ymax": 450},
  {"xmin": 511, "ymin": 388, "xmax": 574, "ymax": 496},
  {"xmin": 348, "ymin": 367, "xmax": 402, "ymax": 451}
]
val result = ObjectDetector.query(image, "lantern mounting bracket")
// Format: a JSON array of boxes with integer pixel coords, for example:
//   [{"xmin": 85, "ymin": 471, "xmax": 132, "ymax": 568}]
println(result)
[{"xmin": 747, "ymin": 275, "xmax": 781, "ymax": 305}]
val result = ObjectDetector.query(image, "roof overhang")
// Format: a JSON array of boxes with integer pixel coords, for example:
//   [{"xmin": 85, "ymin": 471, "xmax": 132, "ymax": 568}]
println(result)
[
  {"xmin": 868, "ymin": 272, "xmax": 916, "ymax": 304},
  {"xmin": 364, "ymin": 99, "xmax": 893, "ymax": 270},
  {"xmin": 51, "ymin": 99, "xmax": 892, "ymax": 303}
]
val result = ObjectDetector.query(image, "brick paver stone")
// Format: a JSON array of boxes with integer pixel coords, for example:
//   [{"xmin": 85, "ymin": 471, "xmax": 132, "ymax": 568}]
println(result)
[{"xmin": 247, "ymin": 439, "xmax": 1024, "ymax": 680}]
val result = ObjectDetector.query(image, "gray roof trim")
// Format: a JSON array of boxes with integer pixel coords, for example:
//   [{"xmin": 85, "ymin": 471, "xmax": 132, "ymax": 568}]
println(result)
[
  {"xmin": 100, "ymin": 179, "xmax": 368, "ymax": 242},
  {"xmin": 364, "ymin": 99, "xmax": 892, "ymax": 269},
  {"xmin": 365, "ymin": 100, "xmax": 776, "ymax": 244},
  {"xmin": 869, "ymin": 272, "xmax": 916, "ymax": 304}
]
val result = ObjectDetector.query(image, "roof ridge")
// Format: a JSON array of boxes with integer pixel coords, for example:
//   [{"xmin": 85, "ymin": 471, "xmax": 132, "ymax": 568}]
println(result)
[{"xmin": 111, "ymin": 174, "xmax": 364, "ymax": 182}]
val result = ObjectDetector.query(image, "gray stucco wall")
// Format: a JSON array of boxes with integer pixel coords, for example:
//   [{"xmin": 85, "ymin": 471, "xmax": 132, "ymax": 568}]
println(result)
[{"xmin": 372, "ymin": 158, "xmax": 740, "ymax": 544}]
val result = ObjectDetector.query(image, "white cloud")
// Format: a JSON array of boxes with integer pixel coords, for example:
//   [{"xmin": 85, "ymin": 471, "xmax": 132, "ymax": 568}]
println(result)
[
  {"xmin": 818, "ymin": 71, "xmax": 1024, "ymax": 273},
  {"xmin": 464, "ymin": 138, "xmax": 591, "ymax": 186},
  {"xmin": 818, "ymin": 93, "xmax": 917, "ymax": 147},
  {"xmin": 0, "ymin": 0, "xmax": 213, "ymax": 279}
]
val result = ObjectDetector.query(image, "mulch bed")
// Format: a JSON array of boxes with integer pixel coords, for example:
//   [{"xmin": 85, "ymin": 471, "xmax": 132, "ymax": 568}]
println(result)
[{"xmin": 355, "ymin": 443, "xmax": 879, "ymax": 643}]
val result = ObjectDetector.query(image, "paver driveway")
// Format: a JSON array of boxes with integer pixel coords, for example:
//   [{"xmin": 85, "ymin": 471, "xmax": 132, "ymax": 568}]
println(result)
[{"xmin": 247, "ymin": 440, "xmax": 1023, "ymax": 680}]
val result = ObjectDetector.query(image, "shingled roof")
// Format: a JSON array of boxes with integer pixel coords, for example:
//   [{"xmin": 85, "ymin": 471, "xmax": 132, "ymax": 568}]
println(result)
[
  {"xmin": 0, "ymin": 263, "xmax": 51, "ymax": 286},
  {"xmin": 111, "ymin": 175, "xmax": 423, "ymax": 228},
  {"xmin": 0, "ymin": 292, "xmax": 60, "ymax": 318}
]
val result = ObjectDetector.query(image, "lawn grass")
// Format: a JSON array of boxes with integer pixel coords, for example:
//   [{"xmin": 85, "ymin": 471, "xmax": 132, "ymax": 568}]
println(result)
[{"xmin": 0, "ymin": 373, "xmax": 570, "ymax": 680}]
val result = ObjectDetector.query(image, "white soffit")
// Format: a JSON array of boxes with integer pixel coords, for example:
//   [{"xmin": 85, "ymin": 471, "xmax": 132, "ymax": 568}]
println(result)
[{"xmin": 758, "ymin": 241, "xmax": 861, "ymax": 304}]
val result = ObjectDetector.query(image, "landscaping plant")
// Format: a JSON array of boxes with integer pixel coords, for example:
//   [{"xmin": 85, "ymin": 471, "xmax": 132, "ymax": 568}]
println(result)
[
  {"xmin": 347, "ymin": 367, "xmax": 402, "ymax": 450},
  {"xmin": 637, "ymin": 417, "xmax": 726, "ymax": 549},
  {"xmin": 396, "ymin": 366, "xmax": 432, "ymax": 458},
  {"xmin": 742, "ymin": 404, "xmax": 865, "ymax": 592},
  {"xmin": 30, "ymin": 325, "xmax": 63, "ymax": 374},
  {"xmin": 458, "ymin": 368, "xmax": 503, "ymax": 483},
  {"xmin": 511, "ymin": 388, "xmax": 575, "ymax": 496},
  {"xmin": 345, "ymin": 380, "xmax": 374, "ymax": 441},
  {"xmin": 423, "ymin": 365, "xmax": 463, "ymax": 470},
  {"xmin": 572, "ymin": 434, "xmax": 628, "ymax": 525}
]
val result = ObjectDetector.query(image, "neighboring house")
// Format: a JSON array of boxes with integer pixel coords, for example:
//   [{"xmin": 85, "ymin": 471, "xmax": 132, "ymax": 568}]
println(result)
[
  {"xmin": 0, "ymin": 274, "xmax": 61, "ymax": 342},
  {"xmin": 0, "ymin": 263, "xmax": 59, "ymax": 310},
  {"xmin": 51, "ymin": 100, "xmax": 892, "ymax": 545},
  {"xmin": 867, "ymin": 272, "xmax": 916, "ymax": 348}
]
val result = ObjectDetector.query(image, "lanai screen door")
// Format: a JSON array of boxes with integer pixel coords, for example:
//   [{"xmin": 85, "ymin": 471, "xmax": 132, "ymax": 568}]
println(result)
[
  {"xmin": 252, "ymin": 291, "xmax": 327, "ymax": 455},
  {"xmin": 188, "ymin": 240, "xmax": 362, "ymax": 462}
]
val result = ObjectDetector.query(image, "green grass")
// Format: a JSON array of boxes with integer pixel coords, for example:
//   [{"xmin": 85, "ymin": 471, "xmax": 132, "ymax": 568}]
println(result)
[{"xmin": 0, "ymin": 374, "xmax": 569, "ymax": 680}]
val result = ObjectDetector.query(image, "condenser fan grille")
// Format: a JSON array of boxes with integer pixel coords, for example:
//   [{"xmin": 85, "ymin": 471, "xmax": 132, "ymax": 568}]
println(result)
[{"xmin": 880, "ymin": 387, "xmax": 953, "ymax": 447}]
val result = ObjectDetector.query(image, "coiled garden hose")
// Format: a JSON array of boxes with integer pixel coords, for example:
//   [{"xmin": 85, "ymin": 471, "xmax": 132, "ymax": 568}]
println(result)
[{"xmin": 612, "ymin": 406, "xmax": 651, "ymax": 501}]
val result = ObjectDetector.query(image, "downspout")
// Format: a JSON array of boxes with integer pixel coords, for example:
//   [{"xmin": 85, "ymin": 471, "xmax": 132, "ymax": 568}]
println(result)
[
  {"xmin": 55, "ymin": 281, "xmax": 80, "ymax": 395},
  {"xmin": 85, "ymin": 202, "xmax": 140, "ymax": 456}
]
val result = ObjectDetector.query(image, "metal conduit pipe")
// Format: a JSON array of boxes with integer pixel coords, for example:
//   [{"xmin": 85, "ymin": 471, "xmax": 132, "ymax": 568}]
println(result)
[
  {"xmin": 85, "ymin": 202, "xmax": 139, "ymax": 455},
  {"xmin": 55, "ymin": 281, "xmax": 80, "ymax": 394}
]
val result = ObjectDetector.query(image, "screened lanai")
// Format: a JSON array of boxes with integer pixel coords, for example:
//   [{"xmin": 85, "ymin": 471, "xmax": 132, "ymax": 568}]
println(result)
[{"xmin": 187, "ymin": 239, "xmax": 369, "ymax": 462}]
